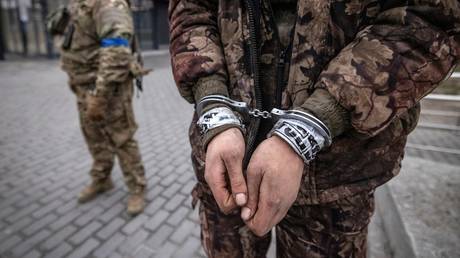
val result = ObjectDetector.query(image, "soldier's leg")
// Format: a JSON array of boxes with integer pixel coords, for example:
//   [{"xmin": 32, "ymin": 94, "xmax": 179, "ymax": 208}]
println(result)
[
  {"xmin": 117, "ymin": 138, "xmax": 146, "ymax": 216},
  {"xmin": 192, "ymin": 155, "xmax": 271, "ymax": 258},
  {"xmin": 276, "ymin": 191, "xmax": 375, "ymax": 258},
  {"xmin": 104, "ymin": 83, "xmax": 146, "ymax": 214},
  {"xmin": 116, "ymin": 139, "xmax": 146, "ymax": 192},
  {"xmin": 75, "ymin": 86, "xmax": 115, "ymax": 202}
]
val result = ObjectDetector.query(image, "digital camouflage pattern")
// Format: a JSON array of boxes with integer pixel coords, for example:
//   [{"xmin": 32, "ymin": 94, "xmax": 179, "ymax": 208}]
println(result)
[
  {"xmin": 170, "ymin": 0, "xmax": 460, "ymax": 257},
  {"xmin": 58, "ymin": 0, "xmax": 146, "ymax": 192}
]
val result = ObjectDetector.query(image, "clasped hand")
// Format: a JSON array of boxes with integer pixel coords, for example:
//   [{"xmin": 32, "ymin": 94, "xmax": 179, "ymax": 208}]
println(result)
[{"xmin": 205, "ymin": 128, "xmax": 304, "ymax": 236}]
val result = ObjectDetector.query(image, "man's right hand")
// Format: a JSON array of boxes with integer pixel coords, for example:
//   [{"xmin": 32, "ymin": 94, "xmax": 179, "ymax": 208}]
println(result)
[
  {"xmin": 86, "ymin": 94, "xmax": 108, "ymax": 122},
  {"xmin": 205, "ymin": 127, "xmax": 247, "ymax": 214}
]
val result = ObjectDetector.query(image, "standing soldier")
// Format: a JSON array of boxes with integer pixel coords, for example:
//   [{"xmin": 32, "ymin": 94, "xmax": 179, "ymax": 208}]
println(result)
[
  {"xmin": 47, "ymin": 0, "xmax": 149, "ymax": 215},
  {"xmin": 169, "ymin": 0, "xmax": 459, "ymax": 257}
]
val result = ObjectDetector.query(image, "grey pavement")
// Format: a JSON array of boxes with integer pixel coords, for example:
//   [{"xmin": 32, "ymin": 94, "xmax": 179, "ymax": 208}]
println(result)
[{"xmin": 0, "ymin": 54, "xmax": 458, "ymax": 258}]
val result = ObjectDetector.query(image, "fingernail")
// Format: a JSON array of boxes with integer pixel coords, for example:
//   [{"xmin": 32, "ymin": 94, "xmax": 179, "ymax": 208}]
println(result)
[
  {"xmin": 235, "ymin": 193, "xmax": 247, "ymax": 206},
  {"xmin": 241, "ymin": 207, "xmax": 251, "ymax": 221}
]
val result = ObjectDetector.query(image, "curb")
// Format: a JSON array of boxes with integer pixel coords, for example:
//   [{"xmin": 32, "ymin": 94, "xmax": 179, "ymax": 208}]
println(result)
[{"xmin": 375, "ymin": 185, "xmax": 417, "ymax": 258}]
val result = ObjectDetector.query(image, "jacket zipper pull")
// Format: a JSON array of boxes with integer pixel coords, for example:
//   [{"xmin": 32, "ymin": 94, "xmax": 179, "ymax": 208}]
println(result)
[
  {"xmin": 275, "ymin": 50, "xmax": 287, "ymax": 107},
  {"xmin": 279, "ymin": 50, "xmax": 286, "ymax": 65}
]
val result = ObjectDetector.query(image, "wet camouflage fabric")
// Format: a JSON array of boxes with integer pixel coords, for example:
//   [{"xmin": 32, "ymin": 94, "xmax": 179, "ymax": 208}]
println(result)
[
  {"xmin": 171, "ymin": 0, "xmax": 459, "ymax": 256},
  {"xmin": 58, "ymin": 0, "xmax": 146, "ymax": 192},
  {"xmin": 74, "ymin": 82, "xmax": 146, "ymax": 192}
]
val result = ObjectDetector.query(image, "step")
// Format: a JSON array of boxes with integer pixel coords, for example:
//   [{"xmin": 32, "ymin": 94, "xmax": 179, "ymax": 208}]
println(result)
[
  {"xmin": 421, "ymin": 94, "xmax": 460, "ymax": 112},
  {"xmin": 375, "ymin": 156, "xmax": 460, "ymax": 258},
  {"xmin": 419, "ymin": 112, "xmax": 460, "ymax": 127}
]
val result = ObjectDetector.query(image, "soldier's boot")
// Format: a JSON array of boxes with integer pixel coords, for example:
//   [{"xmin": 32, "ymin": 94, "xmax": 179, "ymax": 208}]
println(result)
[
  {"xmin": 127, "ymin": 186, "xmax": 145, "ymax": 216},
  {"xmin": 78, "ymin": 178, "xmax": 114, "ymax": 203}
]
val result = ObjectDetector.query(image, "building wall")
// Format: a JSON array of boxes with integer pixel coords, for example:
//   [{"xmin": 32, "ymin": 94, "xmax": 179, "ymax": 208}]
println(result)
[{"xmin": 0, "ymin": 0, "xmax": 169, "ymax": 58}]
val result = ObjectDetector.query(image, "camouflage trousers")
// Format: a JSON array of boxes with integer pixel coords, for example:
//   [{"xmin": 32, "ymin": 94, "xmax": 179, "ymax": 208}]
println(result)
[
  {"xmin": 72, "ymin": 82, "xmax": 146, "ymax": 192},
  {"xmin": 192, "ymin": 158, "xmax": 374, "ymax": 258}
]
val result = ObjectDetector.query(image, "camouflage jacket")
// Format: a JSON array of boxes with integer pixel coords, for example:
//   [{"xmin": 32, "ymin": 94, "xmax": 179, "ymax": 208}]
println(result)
[
  {"xmin": 169, "ymin": 0, "xmax": 460, "ymax": 204},
  {"xmin": 59, "ymin": 0, "xmax": 142, "ymax": 94}
]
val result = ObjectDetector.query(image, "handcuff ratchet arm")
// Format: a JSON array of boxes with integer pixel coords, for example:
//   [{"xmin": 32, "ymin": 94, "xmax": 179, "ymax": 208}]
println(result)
[{"xmin": 196, "ymin": 95, "xmax": 250, "ymax": 119}]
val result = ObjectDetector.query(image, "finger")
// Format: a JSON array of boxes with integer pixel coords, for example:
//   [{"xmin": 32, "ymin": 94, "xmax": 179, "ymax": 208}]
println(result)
[
  {"xmin": 205, "ymin": 156, "xmax": 237, "ymax": 214},
  {"xmin": 246, "ymin": 178, "xmax": 280, "ymax": 237},
  {"xmin": 241, "ymin": 161, "xmax": 263, "ymax": 221},
  {"xmin": 223, "ymin": 152, "xmax": 247, "ymax": 206},
  {"xmin": 246, "ymin": 201, "xmax": 277, "ymax": 237}
]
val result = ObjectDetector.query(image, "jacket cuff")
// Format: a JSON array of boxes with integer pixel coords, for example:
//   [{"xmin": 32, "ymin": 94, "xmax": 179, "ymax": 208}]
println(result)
[
  {"xmin": 298, "ymin": 88, "xmax": 350, "ymax": 138},
  {"xmin": 193, "ymin": 75, "xmax": 229, "ymax": 104}
]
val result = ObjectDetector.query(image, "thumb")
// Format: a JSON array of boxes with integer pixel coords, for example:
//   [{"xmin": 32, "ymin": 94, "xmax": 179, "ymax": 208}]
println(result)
[{"xmin": 241, "ymin": 163, "xmax": 262, "ymax": 221}]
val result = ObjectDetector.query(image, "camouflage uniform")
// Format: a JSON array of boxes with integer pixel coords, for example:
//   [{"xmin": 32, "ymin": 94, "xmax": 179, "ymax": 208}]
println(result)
[
  {"xmin": 56, "ymin": 0, "xmax": 146, "ymax": 196},
  {"xmin": 170, "ymin": 0, "xmax": 459, "ymax": 257}
]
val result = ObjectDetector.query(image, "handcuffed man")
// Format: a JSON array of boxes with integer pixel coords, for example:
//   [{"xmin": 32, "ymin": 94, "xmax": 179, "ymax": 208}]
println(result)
[{"xmin": 169, "ymin": 0, "xmax": 459, "ymax": 257}]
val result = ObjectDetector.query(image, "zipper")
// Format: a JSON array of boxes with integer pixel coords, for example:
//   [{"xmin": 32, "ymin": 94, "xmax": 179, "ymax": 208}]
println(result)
[
  {"xmin": 243, "ymin": 0, "xmax": 262, "ymax": 167},
  {"xmin": 267, "ymin": 1, "xmax": 296, "ymax": 109},
  {"xmin": 265, "ymin": 1, "xmax": 284, "ymax": 109},
  {"xmin": 275, "ymin": 49, "xmax": 286, "ymax": 107}
]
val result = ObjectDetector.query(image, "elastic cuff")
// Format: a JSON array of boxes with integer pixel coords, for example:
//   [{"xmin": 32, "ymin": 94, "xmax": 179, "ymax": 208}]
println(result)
[
  {"xmin": 298, "ymin": 89, "xmax": 350, "ymax": 138},
  {"xmin": 193, "ymin": 75, "xmax": 229, "ymax": 104}
]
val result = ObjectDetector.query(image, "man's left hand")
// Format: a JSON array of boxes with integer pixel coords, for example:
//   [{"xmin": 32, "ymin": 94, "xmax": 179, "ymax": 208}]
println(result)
[{"xmin": 242, "ymin": 135, "xmax": 304, "ymax": 236}]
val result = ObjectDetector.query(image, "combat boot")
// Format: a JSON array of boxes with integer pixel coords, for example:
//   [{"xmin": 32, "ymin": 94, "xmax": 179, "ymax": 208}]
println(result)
[
  {"xmin": 127, "ymin": 187, "xmax": 145, "ymax": 216},
  {"xmin": 78, "ymin": 178, "xmax": 114, "ymax": 203}
]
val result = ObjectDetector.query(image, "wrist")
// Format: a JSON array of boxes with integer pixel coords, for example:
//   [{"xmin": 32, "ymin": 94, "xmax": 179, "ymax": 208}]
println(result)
[
  {"xmin": 270, "ymin": 135, "xmax": 304, "ymax": 164},
  {"xmin": 197, "ymin": 106, "xmax": 245, "ymax": 149},
  {"xmin": 268, "ymin": 110, "xmax": 332, "ymax": 163},
  {"xmin": 197, "ymin": 106, "xmax": 244, "ymax": 134},
  {"xmin": 203, "ymin": 124, "xmax": 243, "ymax": 150}
]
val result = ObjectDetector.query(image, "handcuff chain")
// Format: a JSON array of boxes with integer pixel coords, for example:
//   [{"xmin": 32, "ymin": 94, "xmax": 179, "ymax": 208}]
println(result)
[{"xmin": 249, "ymin": 109, "xmax": 272, "ymax": 119}]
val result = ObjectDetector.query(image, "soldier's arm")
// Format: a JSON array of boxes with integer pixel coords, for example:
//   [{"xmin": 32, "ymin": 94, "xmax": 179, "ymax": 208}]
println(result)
[
  {"xmin": 297, "ymin": 0, "xmax": 460, "ymax": 138},
  {"xmin": 93, "ymin": 0, "xmax": 134, "ymax": 95}
]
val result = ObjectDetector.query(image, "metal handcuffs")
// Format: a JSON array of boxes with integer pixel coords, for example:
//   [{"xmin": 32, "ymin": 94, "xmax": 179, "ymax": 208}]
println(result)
[{"xmin": 197, "ymin": 95, "xmax": 332, "ymax": 162}]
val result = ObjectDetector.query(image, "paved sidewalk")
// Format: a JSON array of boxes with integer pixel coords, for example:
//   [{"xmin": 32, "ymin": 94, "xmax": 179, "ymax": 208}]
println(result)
[{"xmin": 0, "ymin": 54, "xmax": 457, "ymax": 258}]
